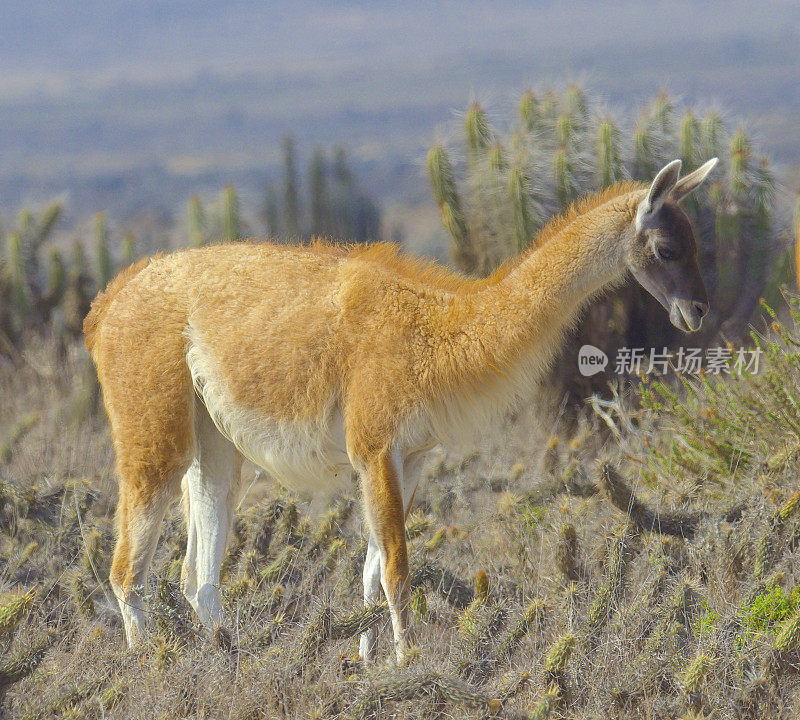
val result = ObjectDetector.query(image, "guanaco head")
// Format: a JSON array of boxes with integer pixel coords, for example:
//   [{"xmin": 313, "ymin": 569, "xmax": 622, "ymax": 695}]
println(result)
[{"xmin": 626, "ymin": 158, "xmax": 717, "ymax": 332}]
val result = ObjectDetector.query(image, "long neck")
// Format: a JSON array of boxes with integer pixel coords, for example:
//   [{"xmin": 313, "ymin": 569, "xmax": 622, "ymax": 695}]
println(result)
[{"xmin": 432, "ymin": 190, "xmax": 642, "ymax": 390}]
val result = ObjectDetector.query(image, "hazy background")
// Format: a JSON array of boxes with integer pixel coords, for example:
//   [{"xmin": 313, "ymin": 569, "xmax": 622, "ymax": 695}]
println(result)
[{"xmin": 1, "ymin": 0, "xmax": 799, "ymax": 226}]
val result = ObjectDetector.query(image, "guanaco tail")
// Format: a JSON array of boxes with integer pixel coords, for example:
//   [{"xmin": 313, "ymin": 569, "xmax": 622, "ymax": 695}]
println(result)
[{"xmin": 84, "ymin": 158, "xmax": 716, "ymax": 663}]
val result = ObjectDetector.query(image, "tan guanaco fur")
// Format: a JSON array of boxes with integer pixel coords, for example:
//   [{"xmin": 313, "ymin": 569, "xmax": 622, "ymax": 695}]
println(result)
[{"xmin": 85, "ymin": 159, "xmax": 716, "ymax": 662}]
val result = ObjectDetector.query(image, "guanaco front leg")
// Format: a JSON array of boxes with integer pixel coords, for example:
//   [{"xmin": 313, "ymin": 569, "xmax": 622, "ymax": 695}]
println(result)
[{"xmin": 360, "ymin": 448, "xmax": 411, "ymax": 664}]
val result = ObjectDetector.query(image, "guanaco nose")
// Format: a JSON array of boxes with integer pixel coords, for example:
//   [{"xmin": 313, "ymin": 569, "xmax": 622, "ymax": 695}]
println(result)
[{"xmin": 692, "ymin": 300, "xmax": 709, "ymax": 318}]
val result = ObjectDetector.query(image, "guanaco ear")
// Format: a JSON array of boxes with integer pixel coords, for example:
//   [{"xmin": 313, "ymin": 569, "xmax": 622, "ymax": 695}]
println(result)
[
  {"xmin": 637, "ymin": 160, "xmax": 682, "ymax": 226},
  {"xmin": 670, "ymin": 157, "xmax": 718, "ymax": 202}
]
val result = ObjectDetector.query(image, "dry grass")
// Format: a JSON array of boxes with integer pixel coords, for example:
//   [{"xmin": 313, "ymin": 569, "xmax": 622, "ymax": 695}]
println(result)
[{"xmin": 2, "ymin": 320, "xmax": 800, "ymax": 719}]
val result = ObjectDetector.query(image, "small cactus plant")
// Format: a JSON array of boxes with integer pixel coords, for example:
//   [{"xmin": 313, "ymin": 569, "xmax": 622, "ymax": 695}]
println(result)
[
  {"xmin": 410, "ymin": 587, "xmax": 427, "ymax": 620},
  {"xmin": 0, "ymin": 588, "xmax": 35, "ymax": 640},
  {"xmin": 555, "ymin": 523, "xmax": 580, "ymax": 583}
]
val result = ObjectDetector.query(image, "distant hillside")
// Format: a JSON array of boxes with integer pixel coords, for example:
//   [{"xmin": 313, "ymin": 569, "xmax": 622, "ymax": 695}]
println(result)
[{"xmin": 1, "ymin": 0, "xmax": 798, "ymax": 219}]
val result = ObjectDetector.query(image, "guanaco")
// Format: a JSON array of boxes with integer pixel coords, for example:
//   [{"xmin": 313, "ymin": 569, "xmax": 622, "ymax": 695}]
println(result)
[{"xmin": 84, "ymin": 158, "xmax": 716, "ymax": 663}]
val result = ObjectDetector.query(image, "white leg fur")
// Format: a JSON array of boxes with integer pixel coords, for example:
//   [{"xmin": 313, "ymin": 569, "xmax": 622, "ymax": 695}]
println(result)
[
  {"xmin": 359, "ymin": 536, "xmax": 382, "ymax": 661},
  {"xmin": 180, "ymin": 469, "xmax": 199, "ymax": 612},
  {"xmin": 184, "ymin": 402, "xmax": 243, "ymax": 630}
]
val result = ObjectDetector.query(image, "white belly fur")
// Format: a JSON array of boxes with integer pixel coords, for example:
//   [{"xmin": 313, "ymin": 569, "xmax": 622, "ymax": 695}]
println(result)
[{"xmin": 185, "ymin": 333, "xmax": 352, "ymax": 495}]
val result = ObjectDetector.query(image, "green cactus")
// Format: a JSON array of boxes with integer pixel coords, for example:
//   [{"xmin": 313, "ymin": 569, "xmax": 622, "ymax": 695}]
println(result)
[
  {"xmin": 509, "ymin": 162, "xmax": 535, "ymax": 250},
  {"xmin": 5, "ymin": 231, "xmax": 29, "ymax": 326},
  {"xmin": 427, "ymin": 143, "xmax": 472, "ymax": 272},
  {"xmin": 543, "ymin": 634, "xmax": 574, "ymax": 694},
  {"xmin": 529, "ymin": 683, "xmax": 561, "ymax": 720},
  {"xmin": 774, "ymin": 610, "xmax": 800, "ymax": 658},
  {"xmin": 71, "ymin": 573, "xmax": 95, "ymax": 619},
  {"xmin": 496, "ymin": 600, "xmax": 545, "ymax": 659},
  {"xmin": 93, "ymin": 212, "xmax": 113, "ymax": 290},
  {"xmin": 702, "ymin": 112, "xmax": 724, "ymax": 160},
  {"xmin": 188, "ymin": 195, "xmax": 206, "ymax": 247},
  {"xmin": 405, "ymin": 511, "xmax": 432, "ymax": 539},
  {"xmin": 465, "ymin": 102, "xmax": 491, "ymax": 161},
  {"xmin": 262, "ymin": 546, "xmax": 299, "ymax": 584},
  {"xmin": 566, "ymin": 84, "xmax": 588, "ymax": 124},
  {"xmin": 220, "ymin": 186, "xmax": 240, "ymax": 241},
  {"xmin": 488, "ymin": 141, "xmax": 506, "ymax": 174},
  {"xmin": 555, "ymin": 523, "xmax": 579, "ymax": 583},
  {"xmin": 585, "ymin": 528, "xmax": 636, "ymax": 644},
  {"xmin": 680, "ymin": 111, "xmax": 700, "ymax": 171},
  {"xmin": 44, "ymin": 248, "xmax": 66, "ymax": 309},
  {"xmin": 778, "ymin": 492, "xmax": 800, "ymax": 524},
  {"xmin": 425, "ymin": 526, "xmax": 447, "ymax": 551},
  {"xmin": 651, "ymin": 91, "xmax": 674, "ymax": 135},
  {"xmin": 632, "ymin": 118, "xmax": 657, "ymax": 181},
  {"xmin": 682, "ymin": 652, "xmax": 712, "ymax": 694},
  {"xmin": 31, "ymin": 203, "xmax": 61, "ymax": 248},
  {"xmin": 0, "ymin": 588, "xmax": 35, "ymax": 640},
  {"xmin": 596, "ymin": 118, "xmax": 621, "ymax": 189},
  {"xmin": 458, "ymin": 598, "xmax": 487, "ymax": 639},
  {"xmin": 322, "ymin": 538, "xmax": 345, "ymax": 573},
  {"xmin": 410, "ymin": 586, "xmax": 427, "ymax": 620},
  {"xmin": 519, "ymin": 89, "xmax": 541, "ymax": 132}
]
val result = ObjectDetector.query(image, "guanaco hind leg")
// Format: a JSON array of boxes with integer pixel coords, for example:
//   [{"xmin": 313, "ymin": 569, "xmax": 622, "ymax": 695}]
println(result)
[
  {"xmin": 110, "ymin": 475, "xmax": 177, "ymax": 647},
  {"xmin": 181, "ymin": 402, "xmax": 244, "ymax": 629}
]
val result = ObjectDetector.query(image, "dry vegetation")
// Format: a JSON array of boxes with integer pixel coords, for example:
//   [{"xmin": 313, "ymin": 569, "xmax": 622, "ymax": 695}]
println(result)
[{"xmin": 3, "ymin": 304, "xmax": 800, "ymax": 719}]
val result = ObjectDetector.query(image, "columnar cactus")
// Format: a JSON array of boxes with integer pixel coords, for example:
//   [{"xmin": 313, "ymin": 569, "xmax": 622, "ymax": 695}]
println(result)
[
  {"xmin": 93, "ymin": 212, "xmax": 113, "ymax": 291},
  {"xmin": 544, "ymin": 634, "xmax": 574, "ymax": 695},
  {"xmin": 220, "ymin": 186, "xmax": 241, "ymax": 242},
  {"xmin": 187, "ymin": 195, "xmax": 206, "ymax": 247},
  {"xmin": 427, "ymin": 143, "xmax": 472, "ymax": 273},
  {"xmin": 555, "ymin": 523, "xmax": 580, "ymax": 583},
  {"xmin": 465, "ymin": 102, "xmax": 491, "ymax": 162},
  {"xmin": 596, "ymin": 118, "xmax": 621, "ymax": 189}
]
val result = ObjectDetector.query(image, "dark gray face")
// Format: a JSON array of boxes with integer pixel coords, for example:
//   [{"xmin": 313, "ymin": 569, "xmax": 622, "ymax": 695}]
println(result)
[
  {"xmin": 628, "ymin": 158, "xmax": 717, "ymax": 333},
  {"xmin": 630, "ymin": 201, "xmax": 709, "ymax": 332}
]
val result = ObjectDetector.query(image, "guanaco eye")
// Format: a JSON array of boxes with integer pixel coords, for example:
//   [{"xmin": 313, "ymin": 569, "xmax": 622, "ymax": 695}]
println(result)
[{"xmin": 656, "ymin": 246, "xmax": 679, "ymax": 262}]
